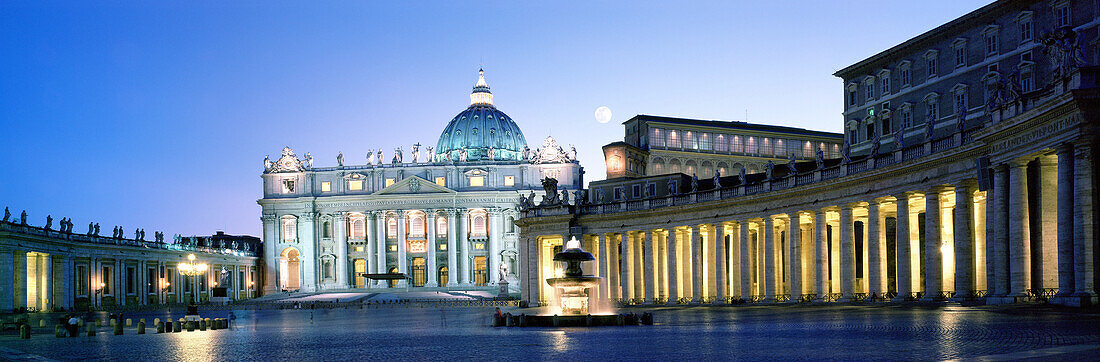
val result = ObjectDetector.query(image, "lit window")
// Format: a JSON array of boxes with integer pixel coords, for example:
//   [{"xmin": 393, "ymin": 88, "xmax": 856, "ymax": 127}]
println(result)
[
  {"xmin": 504, "ymin": 176, "xmax": 515, "ymax": 186},
  {"xmin": 439, "ymin": 243, "xmax": 447, "ymax": 251},
  {"xmin": 281, "ymin": 179, "xmax": 295, "ymax": 194},
  {"xmin": 385, "ymin": 178, "xmax": 396, "ymax": 187},
  {"xmin": 435, "ymin": 177, "xmax": 446, "ymax": 187},
  {"xmin": 389, "ymin": 245, "xmax": 397, "ymax": 252},
  {"xmin": 469, "ymin": 176, "xmax": 484, "ymax": 187},
  {"xmin": 347, "ymin": 180, "xmax": 363, "ymax": 191},
  {"xmin": 321, "ymin": 181, "xmax": 331, "ymax": 192},
  {"xmin": 474, "ymin": 242, "xmax": 485, "ymax": 250},
  {"xmin": 354, "ymin": 246, "xmax": 364, "ymax": 252}
]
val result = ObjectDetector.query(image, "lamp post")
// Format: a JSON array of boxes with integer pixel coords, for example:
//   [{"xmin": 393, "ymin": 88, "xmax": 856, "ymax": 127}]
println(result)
[{"xmin": 178, "ymin": 254, "xmax": 207, "ymax": 317}]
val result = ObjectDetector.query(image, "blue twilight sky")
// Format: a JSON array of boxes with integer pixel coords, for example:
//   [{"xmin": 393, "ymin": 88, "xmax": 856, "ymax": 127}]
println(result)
[{"xmin": 0, "ymin": 1, "xmax": 987, "ymax": 237}]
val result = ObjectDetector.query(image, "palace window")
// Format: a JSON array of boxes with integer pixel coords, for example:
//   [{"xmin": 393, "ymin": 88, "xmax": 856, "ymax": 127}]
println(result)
[
  {"xmin": 347, "ymin": 180, "xmax": 363, "ymax": 191},
  {"xmin": 387, "ymin": 218, "xmax": 398, "ymax": 239},
  {"xmin": 102, "ymin": 266, "xmax": 113, "ymax": 295},
  {"xmin": 470, "ymin": 213, "xmax": 487, "ymax": 237},
  {"xmin": 900, "ymin": 66, "xmax": 911, "ymax": 87},
  {"xmin": 437, "ymin": 217, "xmax": 448, "ymax": 235},
  {"xmin": 435, "ymin": 177, "xmax": 446, "ymax": 187},
  {"xmin": 469, "ymin": 176, "xmax": 485, "ymax": 187},
  {"xmin": 651, "ymin": 128, "xmax": 665, "ymax": 147},
  {"xmin": 322, "ymin": 220, "xmax": 332, "ymax": 239},
  {"xmin": 848, "ymin": 88, "xmax": 857, "ymax": 107},
  {"xmin": 667, "ymin": 130, "xmax": 681, "ymax": 148},
  {"xmin": 760, "ymin": 138, "xmax": 772, "ymax": 155},
  {"xmin": 632, "ymin": 184, "xmax": 641, "ymax": 198},
  {"xmin": 147, "ymin": 267, "xmax": 157, "ymax": 294},
  {"xmin": 927, "ymin": 100, "xmax": 939, "ymax": 121},
  {"xmin": 865, "ymin": 122, "xmax": 875, "ymax": 141},
  {"xmin": 864, "ymin": 79, "xmax": 875, "ymax": 101},
  {"xmin": 77, "ymin": 265, "xmax": 89, "ymax": 296},
  {"xmin": 1056, "ymin": 4, "xmax": 1070, "ymax": 27},
  {"xmin": 927, "ymin": 56, "xmax": 938, "ymax": 77},
  {"xmin": 126, "ymin": 267, "xmax": 136, "ymax": 295},
  {"xmin": 954, "ymin": 91, "xmax": 967, "ymax": 115},
  {"xmin": 985, "ymin": 33, "xmax": 998, "ymax": 56},
  {"xmin": 714, "ymin": 134, "xmax": 727, "ymax": 152},
  {"xmin": 166, "ymin": 267, "xmax": 175, "ymax": 293},
  {"xmin": 955, "ymin": 46, "xmax": 966, "ymax": 67},
  {"xmin": 321, "ymin": 181, "xmax": 331, "ymax": 192},
  {"xmin": 410, "ymin": 215, "xmax": 425, "ymax": 237},
  {"xmin": 1019, "ymin": 17, "xmax": 1032, "ymax": 42},
  {"xmin": 504, "ymin": 176, "xmax": 515, "ymax": 186},
  {"xmin": 1021, "ymin": 68, "xmax": 1034, "ymax": 92},
  {"xmin": 384, "ymin": 178, "xmax": 396, "ymax": 188},
  {"xmin": 881, "ymin": 75, "xmax": 890, "ymax": 94},
  {"xmin": 730, "ymin": 135, "xmax": 743, "ymax": 153}
]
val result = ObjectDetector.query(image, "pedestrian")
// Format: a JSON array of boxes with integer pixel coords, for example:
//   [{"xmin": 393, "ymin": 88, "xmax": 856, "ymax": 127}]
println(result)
[{"xmin": 67, "ymin": 315, "xmax": 80, "ymax": 337}]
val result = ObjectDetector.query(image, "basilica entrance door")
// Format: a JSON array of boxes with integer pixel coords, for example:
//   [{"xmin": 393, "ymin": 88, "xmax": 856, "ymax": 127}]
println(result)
[
  {"xmin": 473, "ymin": 256, "xmax": 487, "ymax": 286},
  {"xmin": 412, "ymin": 258, "xmax": 426, "ymax": 287},
  {"xmin": 279, "ymin": 248, "xmax": 300, "ymax": 291},
  {"xmin": 388, "ymin": 267, "xmax": 398, "ymax": 288}
]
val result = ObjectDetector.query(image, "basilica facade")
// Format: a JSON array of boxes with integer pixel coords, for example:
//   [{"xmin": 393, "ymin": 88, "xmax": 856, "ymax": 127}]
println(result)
[
  {"xmin": 259, "ymin": 70, "xmax": 584, "ymax": 293},
  {"xmin": 519, "ymin": 0, "xmax": 1100, "ymax": 308}
]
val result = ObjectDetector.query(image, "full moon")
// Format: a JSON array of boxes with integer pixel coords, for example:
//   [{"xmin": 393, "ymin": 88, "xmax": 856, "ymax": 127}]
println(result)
[{"xmin": 595, "ymin": 106, "xmax": 612, "ymax": 124}]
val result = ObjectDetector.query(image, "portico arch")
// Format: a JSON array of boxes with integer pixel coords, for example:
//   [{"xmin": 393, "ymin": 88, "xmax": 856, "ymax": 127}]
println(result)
[{"xmin": 279, "ymin": 247, "xmax": 301, "ymax": 291}]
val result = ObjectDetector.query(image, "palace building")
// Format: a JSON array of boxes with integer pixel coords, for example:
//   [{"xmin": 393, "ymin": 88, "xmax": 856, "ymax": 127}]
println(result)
[
  {"xmin": 259, "ymin": 70, "xmax": 583, "ymax": 293},
  {"xmin": 518, "ymin": 0, "xmax": 1100, "ymax": 307}
]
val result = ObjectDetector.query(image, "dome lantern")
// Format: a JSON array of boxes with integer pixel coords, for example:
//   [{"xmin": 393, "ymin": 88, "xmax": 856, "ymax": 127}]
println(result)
[{"xmin": 435, "ymin": 69, "xmax": 528, "ymax": 163}]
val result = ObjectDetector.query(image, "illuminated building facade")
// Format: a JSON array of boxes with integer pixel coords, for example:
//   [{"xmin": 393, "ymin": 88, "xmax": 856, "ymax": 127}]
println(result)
[{"xmin": 259, "ymin": 70, "xmax": 583, "ymax": 293}]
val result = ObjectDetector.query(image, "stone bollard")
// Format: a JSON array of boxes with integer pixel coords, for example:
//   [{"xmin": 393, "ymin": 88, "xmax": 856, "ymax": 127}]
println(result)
[
  {"xmin": 199, "ymin": 319, "xmax": 207, "ymax": 331},
  {"xmin": 56, "ymin": 325, "xmax": 66, "ymax": 338},
  {"xmin": 505, "ymin": 313, "xmax": 513, "ymax": 327},
  {"xmin": 586, "ymin": 314, "xmax": 593, "ymax": 327},
  {"xmin": 87, "ymin": 322, "xmax": 96, "ymax": 336},
  {"xmin": 175, "ymin": 319, "xmax": 183, "ymax": 333},
  {"xmin": 20, "ymin": 324, "xmax": 31, "ymax": 339},
  {"xmin": 39, "ymin": 319, "xmax": 46, "ymax": 327},
  {"xmin": 156, "ymin": 321, "xmax": 165, "ymax": 333},
  {"xmin": 519, "ymin": 314, "xmax": 527, "ymax": 327},
  {"xmin": 113, "ymin": 322, "xmax": 123, "ymax": 335},
  {"xmin": 186, "ymin": 320, "xmax": 195, "ymax": 332},
  {"xmin": 138, "ymin": 321, "xmax": 145, "ymax": 334},
  {"xmin": 126, "ymin": 318, "xmax": 132, "ymax": 327},
  {"xmin": 210, "ymin": 319, "xmax": 218, "ymax": 330},
  {"xmin": 552, "ymin": 314, "xmax": 560, "ymax": 327},
  {"xmin": 140, "ymin": 318, "xmax": 146, "ymax": 325}
]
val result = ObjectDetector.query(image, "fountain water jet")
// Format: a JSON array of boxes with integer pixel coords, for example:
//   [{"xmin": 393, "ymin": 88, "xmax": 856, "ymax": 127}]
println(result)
[{"xmin": 545, "ymin": 237, "xmax": 601, "ymax": 315}]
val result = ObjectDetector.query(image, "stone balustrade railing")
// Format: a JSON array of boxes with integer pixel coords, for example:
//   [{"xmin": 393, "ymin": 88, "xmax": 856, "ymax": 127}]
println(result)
[{"xmin": 0, "ymin": 222, "xmax": 258, "ymax": 257}]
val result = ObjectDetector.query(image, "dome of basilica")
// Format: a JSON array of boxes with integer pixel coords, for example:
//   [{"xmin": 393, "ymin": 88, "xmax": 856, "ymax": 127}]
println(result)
[{"xmin": 435, "ymin": 69, "xmax": 528, "ymax": 162}]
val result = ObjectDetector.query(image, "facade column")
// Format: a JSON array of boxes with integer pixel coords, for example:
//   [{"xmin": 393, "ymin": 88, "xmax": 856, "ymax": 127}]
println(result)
[
  {"xmin": 1037, "ymin": 155, "xmax": 1059, "ymax": 290},
  {"xmin": 839, "ymin": 206, "xmax": 855, "ymax": 301},
  {"xmin": 334, "ymin": 213, "xmax": 348, "ymax": 288},
  {"xmin": 893, "ymin": 195, "xmax": 912, "ymax": 302},
  {"xmin": 788, "ymin": 213, "xmax": 802, "ymax": 302},
  {"xmin": 667, "ymin": 230, "xmax": 679, "ymax": 303},
  {"xmin": 815, "ymin": 211, "xmax": 828, "ymax": 299},
  {"xmin": 739, "ymin": 221, "xmax": 751, "ymax": 300},
  {"xmin": 1008, "ymin": 160, "xmax": 1031, "ymax": 298},
  {"xmin": 954, "ymin": 182, "xmax": 976, "ymax": 299},
  {"xmin": 489, "ymin": 209, "xmax": 503, "ymax": 284},
  {"xmin": 621, "ymin": 232, "xmax": 634, "ymax": 302},
  {"xmin": 446, "ymin": 210, "xmax": 458, "ymax": 287},
  {"xmin": 13, "ymin": 251, "xmax": 26, "ymax": 310},
  {"xmin": 0, "ymin": 249, "xmax": 12, "ymax": 312},
  {"xmin": 715, "ymin": 223, "xmax": 727, "ymax": 302},
  {"xmin": 396, "ymin": 212, "xmax": 408, "ymax": 287},
  {"xmin": 261, "ymin": 215, "xmax": 277, "ymax": 294},
  {"xmin": 374, "ymin": 212, "xmax": 387, "ymax": 285},
  {"xmin": 460, "ymin": 210, "xmax": 471, "ymax": 285},
  {"xmin": 921, "ymin": 190, "xmax": 943, "ymax": 301},
  {"xmin": 1056, "ymin": 144, "xmax": 1075, "ymax": 298},
  {"xmin": 763, "ymin": 217, "xmax": 776, "ymax": 302},
  {"xmin": 364, "ymin": 212, "xmax": 374, "ymax": 278},
  {"xmin": 608, "ymin": 233, "xmax": 620, "ymax": 301},
  {"xmin": 644, "ymin": 230, "xmax": 656, "ymax": 303},
  {"xmin": 867, "ymin": 201, "xmax": 884, "ymax": 298},
  {"xmin": 299, "ymin": 213, "xmax": 317, "ymax": 292},
  {"xmin": 427, "ymin": 211, "xmax": 438, "ymax": 287},
  {"xmin": 1072, "ymin": 143, "xmax": 1096, "ymax": 303},
  {"xmin": 598, "ymin": 234, "xmax": 610, "ymax": 303},
  {"xmin": 691, "ymin": 226, "xmax": 703, "ymax": 303}
]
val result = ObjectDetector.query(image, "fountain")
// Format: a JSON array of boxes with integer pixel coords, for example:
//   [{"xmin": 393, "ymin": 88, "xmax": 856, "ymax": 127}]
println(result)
[
  {"xmin": 546, "ymin": 237, "xmax": 601, "ymax": 315},
  {"xmin": 494, "ymin": 236, "xmax": 652, "ymax": 327}
]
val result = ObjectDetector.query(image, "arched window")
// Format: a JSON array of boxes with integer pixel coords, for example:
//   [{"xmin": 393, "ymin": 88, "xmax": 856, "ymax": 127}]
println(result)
[
  {"xmin": 410, "ymin": 215, "xmax": 425, "ymax": 237},
  {"xmin": 350, "ymin": 218, "xmax": 365, "ymax": 240},
  {"xmin": 322, "ymin": 221, "xmax": 332, "ymax": 239},
  {"xmin": 506, "ymin": 216, "xmax": 515, "ymax": 233},
  {"xmin": 471, "ymin": 213, "xmax": 487, "ymax": 237},
  {"xmin": 437, "ymin": 216, "xmax": 448, "ymax": 236},
  {"xmin": 387, "ymin": 218, "xmax": 398, "ymax": 239},
  {"xmin": 281, "ymin": 216, "xmax": 297, "ymax": 242}
]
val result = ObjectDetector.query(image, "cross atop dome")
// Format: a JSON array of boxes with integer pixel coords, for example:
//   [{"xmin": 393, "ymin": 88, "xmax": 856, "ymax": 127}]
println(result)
[{"xmin": 470, "ymin": 68, "xmax": 494, "ymax": 106}]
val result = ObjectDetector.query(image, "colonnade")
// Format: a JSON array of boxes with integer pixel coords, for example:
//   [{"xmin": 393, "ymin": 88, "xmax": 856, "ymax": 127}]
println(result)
[{"xmin": 535, "ymin": 144, "xmax": 1096, "ymax": 306}]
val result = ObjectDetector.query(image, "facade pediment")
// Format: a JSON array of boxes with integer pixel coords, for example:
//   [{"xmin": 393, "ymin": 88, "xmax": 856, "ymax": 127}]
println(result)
[{"xmin": 373, "ymin": 175, "xmax": 455, "ymax": 195}]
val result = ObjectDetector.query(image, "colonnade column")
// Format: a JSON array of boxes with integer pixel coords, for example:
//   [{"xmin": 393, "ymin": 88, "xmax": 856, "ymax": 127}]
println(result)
[
  {"xmin": 893, "ymin": 195, "xmax": 912, "ymax": 302},
  {"xmin": 815, "ymin": 211, "xmax": 828, "ymax": 299},
  {"xmin": 1056, "ymin": 144, "xmax": 1075, "ymax": 298},
  {"xmin": 1008, "ymin": 161, "xmax": 1031, "ymax": 298},
  {"xmin": 426, "ymin": 211, "xmax": 438, "ymax": 287},
  {"xmin": 667, "ymin": 229, "xmax": 679, "ymax": 303},
  {"xmin": 728, "ymin": 224, "xmax": 741, "ymax": 300},
  {"xmin": 789, "ymin": 213, "xmax": 802, "ymax": 302},
  {"xmin": 0, "ymin": 249, "xmax": 12, "ymax": 312},
  {"xmin": 621, "ymin": 232, "xmax": 634, "ymax": 302},
  {"xmin": 992, "ymin": 165, "xmax": 1010, "ymax": 296},
  {"xmin": 922, "ymin": 190, "xmax": 943, "ymax": 301},
  {"xmin": 954, "ymin": 182, "xmax": 975, "ymax": 299},
  {"xmin": 598, "ymin": 234, "xmax": 610, "ymax": 303},
  {"xmin": 739, "ymin": 222, "xmax": 751, "ymax": 300},
  {"xmin": 644, "ymin": 231, "xmax": 656, "ymax": 303},
  {"xmin": 867, "ymin": 201, "xmax": 883, "ymax": 298},
  {"xmin": 763, "ymin": 217, "xmax": 776, "ymax": 302},
  {"xmin": 1072, "ymin": 143, "xmax": 1096, "ymax": 302},
  {"xmin": 839, "ymin": 206, "xmax": 854, "ymax": 301},
  {"xmin": 691, "ymin": 226, "xmax": 703, "ymax": 303},
  {"xmin": 715, "ymin": 223, "xmax": 727, "ymax": 302},
  {"xmin": 446, "ymin": 209, "xmax": 458, "ymax": 287}
]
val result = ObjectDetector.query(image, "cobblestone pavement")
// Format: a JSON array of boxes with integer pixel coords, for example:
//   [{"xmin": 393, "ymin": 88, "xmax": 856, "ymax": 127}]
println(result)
[{"xmin": 0, "ymin": 304, "xmax": 1097, "ymax": 360}]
